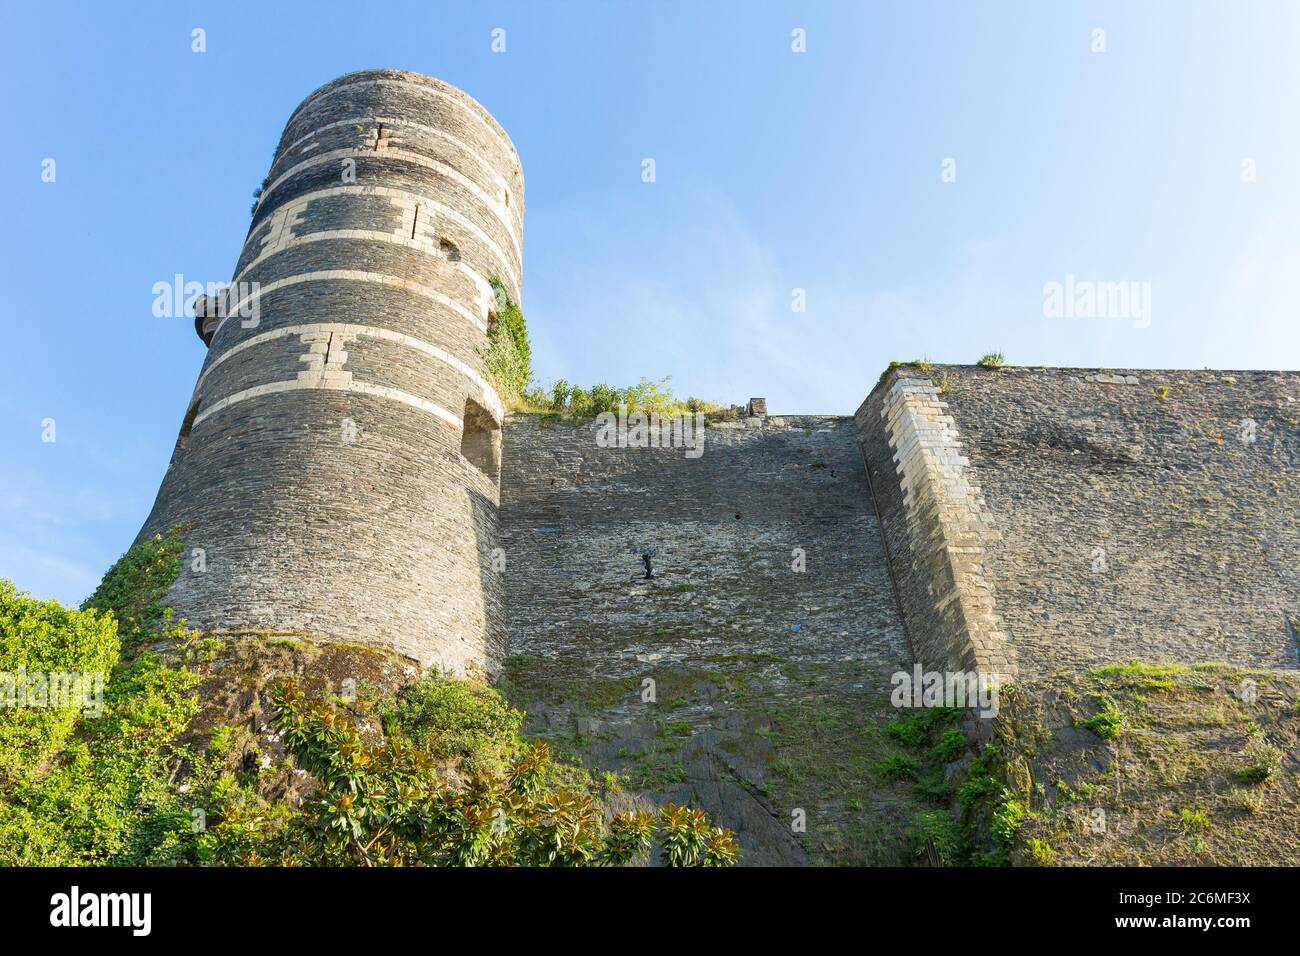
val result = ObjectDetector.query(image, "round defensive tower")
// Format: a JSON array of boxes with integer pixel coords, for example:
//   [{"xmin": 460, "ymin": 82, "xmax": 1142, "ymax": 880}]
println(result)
[{"xmin": 136, "ymin": 69, "xmax": 522, "ymax": 679}]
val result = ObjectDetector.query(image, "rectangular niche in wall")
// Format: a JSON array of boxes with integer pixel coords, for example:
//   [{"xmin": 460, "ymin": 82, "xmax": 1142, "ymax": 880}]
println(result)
[{"xmin": 460, "ymin": 397, "xmax": 501, "ymax": 483}]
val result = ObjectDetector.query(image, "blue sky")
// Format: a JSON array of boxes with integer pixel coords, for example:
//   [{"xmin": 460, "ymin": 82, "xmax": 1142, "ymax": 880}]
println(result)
[{"xmin": 2, "ymin": 0, "xmax": 1298, "ymax": 604}]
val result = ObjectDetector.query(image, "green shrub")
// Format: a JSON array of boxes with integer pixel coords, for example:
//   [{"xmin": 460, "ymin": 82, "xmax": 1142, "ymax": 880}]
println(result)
[
  {"xmin": 0, "ymin": 582, "xmax": 121, "ymax": 780},
  {"xmin": 522, "ymin": 374, "xmax": 718, "ymax": 420},
  {"xmin": 957, "ymin": 744, "xmax": 1002, "ymax": 814},
  {"xmin": 1081, "ymin": 699, "xmax": 1125, "ymax": 740},
  {"xmin": 382, "ymin": 673, "xmax": 524, "ymax": 776},
  {"xmin": 202, "ymin": 684, "xmax": 739, "ymax": 867},
  {"xmin": 876, "ymin": 753, "xmax": 919, "ymax": 780},
  {"xmin": 991, "ymin": 790, "xmax": 1026, "ymax": 849},
  {"xmin": 1025, "ymin": 837, "xmax": 1055, "ymax": 866},
  {"xmin": 908, "ymin": 809, "xmax": 965, "ymax": 865},
  {"xmin": 886, "ymin": 706, "xmax": 963, "ymax": 747},
  {"xmin": 0, "ymin": 528, "xmax": 204, "ymax": 865},
  {"xmin": 82, "ymin": 528, "xmax": 185, "ymax": 644},
  {"xmin": 0, "ymin": 627, "xmax": 201, "ymax": 864},
  {"xmin": 977, "ymin": 351, "xmax": 1005, "ymax": 369},
  {"xmin": 934, "ymin": 728, "xmax": 967, "ymax": 762}
]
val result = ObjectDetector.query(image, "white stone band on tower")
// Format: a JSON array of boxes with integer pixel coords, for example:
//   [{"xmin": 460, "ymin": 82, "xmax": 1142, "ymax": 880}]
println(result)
[{"xmin": 135, "ymin": 70, "xmax": 523, "ymax": 679}]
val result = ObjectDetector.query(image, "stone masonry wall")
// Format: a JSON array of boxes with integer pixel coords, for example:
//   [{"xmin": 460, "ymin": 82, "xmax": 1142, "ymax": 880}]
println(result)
[
  {"xmin": 135, "ymin": 71, "xmax": 520, "ymax": 678},
  {"xmin": 855, "ymin": 377, "xmax": 1016, "ymax": 684},
  {"xmin": 498, "ymin": 412, "xmax": 911, "ymax": 864},
  {"xmin": 860, "ymin": 365, "xmax": 1300, "ymax": 677}
]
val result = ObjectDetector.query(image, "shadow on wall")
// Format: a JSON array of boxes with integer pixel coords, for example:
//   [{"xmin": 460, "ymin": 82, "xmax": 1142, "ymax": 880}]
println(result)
[{"xmin": 468, "ymin": 485, "xmax": 506, "ymax": 681}]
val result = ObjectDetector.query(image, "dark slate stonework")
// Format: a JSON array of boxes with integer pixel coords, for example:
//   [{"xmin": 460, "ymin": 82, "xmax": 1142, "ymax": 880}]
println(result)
[
  {"xmin": 500, "ymin": 414, "xmax": 908, "ymax": 675},
  {"xmin": 135, "ymin": 70, "xmax": 520, "ymax": 679},
  {"xmin": 125, "ymin": 69, "xmax": 1299, "ymax": 865},
  {"xmin": 498, "ymin": 413, "xmax": 912, "ymax": 864},
  {"xmin": 859, "ymin": 365, "xmax": 1300, "ymax": 678}
]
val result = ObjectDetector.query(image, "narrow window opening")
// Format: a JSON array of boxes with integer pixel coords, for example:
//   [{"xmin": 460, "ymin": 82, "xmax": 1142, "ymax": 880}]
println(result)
[
  {"xmin": 459, "ymin": 397, "xmax": 501, "ymax": 483},
  {"xmin": 411, "ymin": 203, "xmax": 420, "ymax": 240}
]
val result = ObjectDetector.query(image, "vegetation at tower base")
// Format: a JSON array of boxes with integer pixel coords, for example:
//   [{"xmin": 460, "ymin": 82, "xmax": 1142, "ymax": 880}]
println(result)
[
  {"xmin": 0, "ymin": 528, "xmax": 201, "ymax": 864},
  {"xmin": 0, "ymin": 581, "xmax": 120, "ymax": 783},
  {"xmin": 199, "ymin": 685, "xmax": 738, "ymax": 866},
  {"xmin": 0, "ymin": 531, "xmax": 738, "ymax": 867}
]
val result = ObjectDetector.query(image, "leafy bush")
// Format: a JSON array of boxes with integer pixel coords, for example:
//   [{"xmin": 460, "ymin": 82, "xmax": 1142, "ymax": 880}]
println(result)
[
  {"xmin": 658, "ymin": 803, "xmax": 739, "ymax": 867},
  {"xmin": 1025, "ymin": 837, "xmax": 1055, "ymax": 866},
  {"xmin": 991, "ymin": 791, "xmax": 1026, "ymax": 849},
  {"xmin": 82, "ymin": 528, "xmax": 185, "ymax": 645},
  {"xmin": 202, "ymin": 684, "xmax": 739, "ymax": 867},
  {"xmin": 876, "ymin": 753, "xmax": 919, "ymax": 780},
  {"xmin": 483, "ymin": 277, "xmax": 532, "ymax": 402},
  {"xmin": 908, "ymin": 809, "xmax": 965, "ymax": 865},
  {"xmin": 957, "ymin": 743, "xmax": 1002, "ymax": 814},
  {"xmin": 0, "ymin": 652, "xmax": 203, "ymax": 865},
  {"xmin": 977, "ymin": 351, "xmax": 1005, "ymax": 369},
  {"xmin": 523, "ymin": 375, "xmax": 716, "ymax": 420},
  {"xmin": 382, "ymin": 673, "xmax": 524, "ymax": 776},
  {"xmin": 885, "ymin": 706, "xmax": 963, "ymax": 747},
  {"xmin": 0, "ymin": 527, "xmax": 203, "ymax": 865},
  {"xmin": 1081, "ymin": 699, "xmax": 1125, "ymax": 740},
  {"xmin": 0, "ymin": 582, "xmax": 121, "ymax": 781},
  {"xmin": 934, "ymin": 728, "xmax": 968, "ymax": 762}
]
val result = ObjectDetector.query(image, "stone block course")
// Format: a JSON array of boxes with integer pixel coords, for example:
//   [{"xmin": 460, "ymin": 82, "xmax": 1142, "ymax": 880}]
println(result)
[{"xmin": 133, "ymin": 71, "xmax": 520, "ymax": 679}]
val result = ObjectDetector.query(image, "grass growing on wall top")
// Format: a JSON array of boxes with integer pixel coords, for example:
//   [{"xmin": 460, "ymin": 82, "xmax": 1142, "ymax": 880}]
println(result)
[
  {"xmin": 521, "ymin": 376, "xmax": 719, "ymax": 419},
  {"xmin": 480, "ymin": 276, "xmax": 719, "ymax": 417}
]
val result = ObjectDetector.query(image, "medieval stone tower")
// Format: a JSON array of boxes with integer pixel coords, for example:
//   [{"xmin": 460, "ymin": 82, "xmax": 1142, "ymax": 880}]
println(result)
[{"xmin": 135, "ymin": 69, "xmax": 522, "ymax": 679}]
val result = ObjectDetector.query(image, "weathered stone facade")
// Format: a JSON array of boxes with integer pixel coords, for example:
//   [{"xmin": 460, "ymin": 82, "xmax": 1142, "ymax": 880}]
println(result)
[
  {"xmin": 136, "ymin": 70, "xmax": 521, "ymax": 679},
  {"xmin": 860, "ymin": 365, "xmax": 1300, "ymax": 677},
  {"xmin": 856, "ymin": 377, "xmax": 1016, "ymax": 683},
  {"xmin": 498, "ymin": 413, "xmax": 912, "ymax": 863},
  {"xmin": 131, "ymin": 71, "xmax": 1297, "ymax": 724}
]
